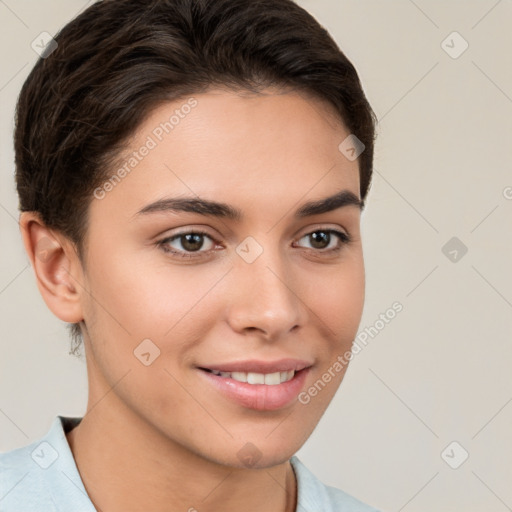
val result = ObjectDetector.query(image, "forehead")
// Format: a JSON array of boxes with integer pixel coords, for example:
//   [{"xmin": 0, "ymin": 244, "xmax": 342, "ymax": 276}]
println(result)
[{"xmin": 91, "ymin": 88, "xmax": 360, "ymax": 224}]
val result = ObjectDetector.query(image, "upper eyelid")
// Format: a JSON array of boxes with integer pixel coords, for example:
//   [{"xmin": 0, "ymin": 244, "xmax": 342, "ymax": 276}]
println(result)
[
  {"xmin": 160, "ymin": 226, "xmax": 349, "ymax": 252},
  {"xmin": 296, "ymin": 225, "xmax": 349, "ymax": 239},
  {"xmin": 162, "ymin": 224, "xmax": 348, "ymax": 241}
]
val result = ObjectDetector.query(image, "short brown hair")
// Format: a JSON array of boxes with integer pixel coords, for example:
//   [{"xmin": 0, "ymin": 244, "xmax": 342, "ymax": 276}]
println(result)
[{"xmin": 14, "ymin": 0, "xmax": 377, "ymax": 355}]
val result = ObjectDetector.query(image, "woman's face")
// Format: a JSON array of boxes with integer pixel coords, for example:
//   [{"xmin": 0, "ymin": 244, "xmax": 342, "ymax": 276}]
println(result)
[{"xmin": 78, "ymin": 87, "xmax": 365, "ymax": 468}]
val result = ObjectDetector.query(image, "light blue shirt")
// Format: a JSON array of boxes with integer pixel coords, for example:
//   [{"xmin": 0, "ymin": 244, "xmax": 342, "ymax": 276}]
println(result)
[{"xmin": 0, "ymin": 416, "xmax": 379, "ymax": 511}]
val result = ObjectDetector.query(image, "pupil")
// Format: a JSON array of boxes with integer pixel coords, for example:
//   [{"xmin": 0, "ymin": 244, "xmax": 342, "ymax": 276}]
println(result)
[
  {"xmin": 182, "ymin": 233, "xmax": 203, "ymax": 251},
  {"xmin": 311, "ymin": 231, "xmax": 329, "ymax": 249}
]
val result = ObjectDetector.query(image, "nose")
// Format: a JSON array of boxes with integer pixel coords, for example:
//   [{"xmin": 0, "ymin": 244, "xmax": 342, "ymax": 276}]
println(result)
[{"xmin": 225, "ymin": 245, "xmax": 306, "ymax": 341}]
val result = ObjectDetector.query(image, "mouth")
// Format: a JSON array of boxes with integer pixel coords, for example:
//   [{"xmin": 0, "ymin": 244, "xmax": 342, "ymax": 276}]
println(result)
[
  {"xmin": 197, "ymin": 359, "xmax": 312, "ymax": 411},
  {"xmin": 200, "ymin": 368, "xmax": 297, "ymax": 385}
]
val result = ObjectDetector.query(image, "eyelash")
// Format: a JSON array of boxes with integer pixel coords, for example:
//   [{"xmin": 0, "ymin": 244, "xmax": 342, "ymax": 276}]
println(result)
[{"xmin": 157, "ymin": 228, "xmax": 352, "ymax": 260}]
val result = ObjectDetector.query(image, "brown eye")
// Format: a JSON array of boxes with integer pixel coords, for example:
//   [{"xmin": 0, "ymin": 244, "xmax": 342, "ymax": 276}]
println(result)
[
  {"xmin": 159, "ymin": 231, "xmax": 216, "ymax": 258},
  {"xmin": 296, "ymin": 229, "xmax": 350, "ymax": 252},
  {"xmin": 309, "ymin": 231, "xmax": 331, "ymax": 249},
  {"xmin": 179, "ymin": 233, "xmax": 206, "ymax": 252}
]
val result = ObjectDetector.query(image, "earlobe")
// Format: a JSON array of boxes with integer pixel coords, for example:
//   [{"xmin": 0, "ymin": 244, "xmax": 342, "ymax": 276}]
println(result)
[{"xmin": 19, "ymin": 212, "xmax": 85, "ymax": 324}]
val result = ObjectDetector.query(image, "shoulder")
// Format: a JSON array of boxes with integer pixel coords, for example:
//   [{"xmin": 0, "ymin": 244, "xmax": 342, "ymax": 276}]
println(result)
[
  {"xmin": 0, "ymin": 416, "xmax": 94, "ymax": 512},
  {"xmin": 290, "ymin": 456, "xmax": 381, "ymax": 512}
]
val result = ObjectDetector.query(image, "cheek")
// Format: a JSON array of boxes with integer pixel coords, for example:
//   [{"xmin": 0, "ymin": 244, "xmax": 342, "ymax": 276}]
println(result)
[
  {"xmin": 306, "ymin": 255, "xmax": 365, "ymax": 346},
  {"xmin": 84, "ymin": 248, "xmax": 229, "ymax": 354}
]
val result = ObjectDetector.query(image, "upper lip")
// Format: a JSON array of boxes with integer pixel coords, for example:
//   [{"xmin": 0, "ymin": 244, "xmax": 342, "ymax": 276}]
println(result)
[{"xmin": 199, "ymin": 358, "xmax": 312, "ymax": 374}]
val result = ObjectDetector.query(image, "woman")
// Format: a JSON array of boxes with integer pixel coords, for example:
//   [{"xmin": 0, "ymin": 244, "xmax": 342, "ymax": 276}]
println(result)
[{"xmin": 1, "ymin": 0, "xmax": 379, "ymax": 510}]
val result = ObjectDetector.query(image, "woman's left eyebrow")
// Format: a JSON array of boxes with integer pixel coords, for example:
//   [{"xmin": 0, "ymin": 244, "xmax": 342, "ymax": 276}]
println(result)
[{"xmin": 133, "ymin": 189, "xmax": 363, "ymax": 221}]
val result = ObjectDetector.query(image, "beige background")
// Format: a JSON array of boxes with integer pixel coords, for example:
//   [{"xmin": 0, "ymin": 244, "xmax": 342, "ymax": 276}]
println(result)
[{"xmin": 1, "ymin": 1, "xmax": 511, "ymax": 511}]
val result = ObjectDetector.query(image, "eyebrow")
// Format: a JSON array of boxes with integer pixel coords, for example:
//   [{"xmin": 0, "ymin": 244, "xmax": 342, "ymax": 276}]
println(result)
[{"xmin": 135, "ymin": 189, "xmax": 364, "ymax": 221}]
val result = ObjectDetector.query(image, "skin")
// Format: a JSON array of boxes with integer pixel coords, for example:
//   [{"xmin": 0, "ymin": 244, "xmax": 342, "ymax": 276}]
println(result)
[{"xmin": 20, "ymin": 87, "xmax": 365, "ymax": 512}]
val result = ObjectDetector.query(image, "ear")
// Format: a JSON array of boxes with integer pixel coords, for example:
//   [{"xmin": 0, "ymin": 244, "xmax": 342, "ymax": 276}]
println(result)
[{"xmin": 19, "ymin": 212, "xmax": 85, "ymax": 324}]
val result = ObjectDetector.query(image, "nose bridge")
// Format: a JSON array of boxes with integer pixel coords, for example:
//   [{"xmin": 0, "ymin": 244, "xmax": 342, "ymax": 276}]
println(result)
[{"xmin": 227, "ymin": 237, "xmax": 304, "ymax": 337}]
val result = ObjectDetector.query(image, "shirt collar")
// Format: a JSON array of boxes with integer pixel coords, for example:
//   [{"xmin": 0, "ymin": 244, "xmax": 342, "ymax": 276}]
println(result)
[{"xmin": 38, "ymin": 415, "xmax": 95, "ymax": 511}]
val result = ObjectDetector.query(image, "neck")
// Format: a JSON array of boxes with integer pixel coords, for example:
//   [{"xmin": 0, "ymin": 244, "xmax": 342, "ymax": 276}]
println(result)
[{"xmin": 66, "ymin": 396, "xmax": 297, "ymax": 512}]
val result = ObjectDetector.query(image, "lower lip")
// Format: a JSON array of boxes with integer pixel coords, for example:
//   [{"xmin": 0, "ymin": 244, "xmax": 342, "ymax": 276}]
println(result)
[{"xmin": 199, "ymin": 368, "xmax": 310, "ymax": 411}]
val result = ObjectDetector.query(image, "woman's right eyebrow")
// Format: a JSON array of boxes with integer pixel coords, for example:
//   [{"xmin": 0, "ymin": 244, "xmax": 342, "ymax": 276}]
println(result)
[{"xmin": 133, "ymin": 189, "xmax": 363, "ymax": 221}]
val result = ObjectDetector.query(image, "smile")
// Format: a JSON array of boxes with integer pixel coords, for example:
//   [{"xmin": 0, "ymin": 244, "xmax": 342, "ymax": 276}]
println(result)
[
  {"xmin": 203, "ymin": 369, "xmax": 296, "ymax": 385},
  {"xmin": 198, "ymin": 361, "xmax": 312, "ymax": 411}
]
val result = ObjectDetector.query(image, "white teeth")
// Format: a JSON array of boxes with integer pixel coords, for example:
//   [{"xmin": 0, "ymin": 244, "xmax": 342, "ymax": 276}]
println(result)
[
  {"xmin": 247, "ymin": 372, "xmax": 265, "ymax": 384},
  {"xmin": 231, "ymin": 371, "xmax": 247, "ymax": 383},
  {"xmin": 264, "ymin": 372, "xmax": 281, "ymax": 385},
  {"xmin": 208, "ymin": 369, "xmax": 296, "ymax": 385}
]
